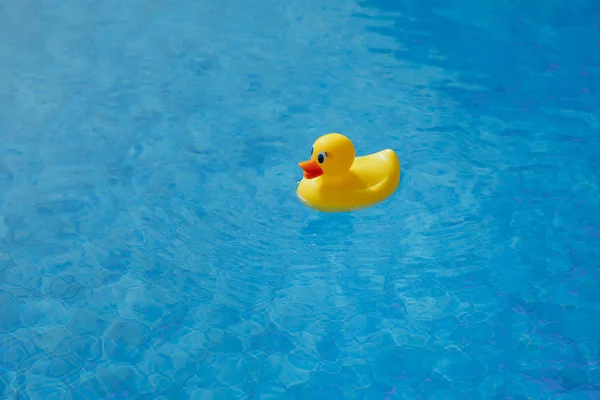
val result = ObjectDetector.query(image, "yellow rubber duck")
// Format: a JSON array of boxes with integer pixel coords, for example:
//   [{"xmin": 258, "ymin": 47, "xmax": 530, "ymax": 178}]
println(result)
[{"xmin": 296, "ymin": 133, "xmax": 400, "ymax": 212}]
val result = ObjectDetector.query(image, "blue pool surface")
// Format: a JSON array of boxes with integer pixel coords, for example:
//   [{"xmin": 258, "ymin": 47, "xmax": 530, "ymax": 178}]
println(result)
[{"xmin": 1, "ymin": 0, "xmax": 600, "ymax": 398}]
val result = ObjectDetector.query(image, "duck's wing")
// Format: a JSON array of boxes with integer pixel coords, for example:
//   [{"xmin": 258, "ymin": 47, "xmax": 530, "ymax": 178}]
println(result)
[{"xmin": 353, "ymin": 150, "xmax": 399, "ymax": 182}]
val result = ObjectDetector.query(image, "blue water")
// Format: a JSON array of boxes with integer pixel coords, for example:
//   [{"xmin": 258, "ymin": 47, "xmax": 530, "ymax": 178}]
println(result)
[{"xmin": 1, "ymin": 0, "xmax": 599, "ymax": 398}]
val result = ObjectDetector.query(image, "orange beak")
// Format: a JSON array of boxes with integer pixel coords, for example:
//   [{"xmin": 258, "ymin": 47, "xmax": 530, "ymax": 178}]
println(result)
[{"xmin": 298, "ymin": 159, "xmax": 323, "ymax": 179}]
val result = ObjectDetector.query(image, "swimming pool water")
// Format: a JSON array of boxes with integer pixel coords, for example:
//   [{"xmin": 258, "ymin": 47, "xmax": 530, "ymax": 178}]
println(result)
[{"xmin": 1, "ymin": 0, "xmax": 599, "ymax": 398}]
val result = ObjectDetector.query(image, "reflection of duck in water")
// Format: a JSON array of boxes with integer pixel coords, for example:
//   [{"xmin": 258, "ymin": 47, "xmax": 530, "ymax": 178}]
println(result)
[{"xmin": 297, "ymin": 133, "xmax": 401, "ymax": 212}]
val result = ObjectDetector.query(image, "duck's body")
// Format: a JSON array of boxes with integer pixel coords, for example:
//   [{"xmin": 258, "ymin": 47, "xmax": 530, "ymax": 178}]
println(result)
[{"xmin": 296, "ymin": 133, "xmax": 401, "ymax": 212}]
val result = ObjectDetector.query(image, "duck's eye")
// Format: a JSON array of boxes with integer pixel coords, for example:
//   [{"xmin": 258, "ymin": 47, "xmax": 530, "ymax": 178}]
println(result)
[
  {"xmin": 317, "ymin": 151, "xmax": 326, "ymax": 164},
  {"xmin": 311, "ymin": 146, "xmax": 314, "ymax": 156}
]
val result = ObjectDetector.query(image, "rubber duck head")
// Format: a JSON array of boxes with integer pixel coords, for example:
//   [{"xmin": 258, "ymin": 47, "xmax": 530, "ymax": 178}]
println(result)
[{"xmin": 298, "ymin": 133, "xmax": 356, "ymax": 179}]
